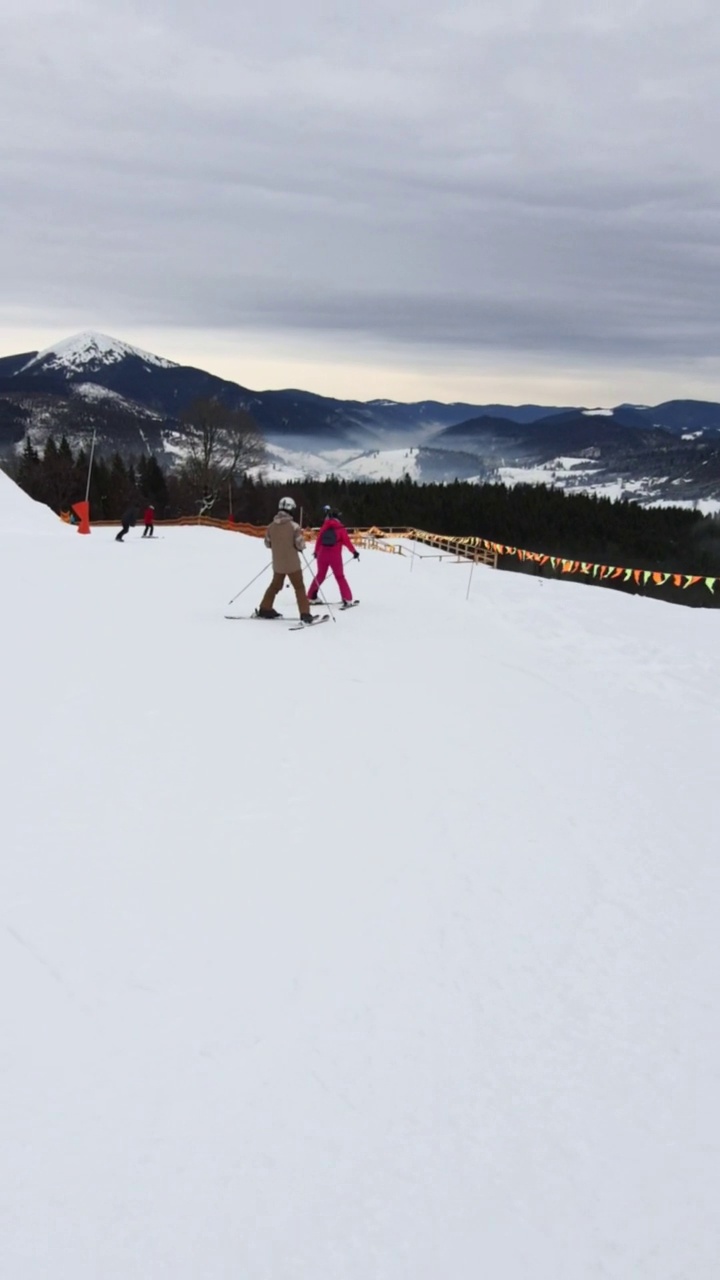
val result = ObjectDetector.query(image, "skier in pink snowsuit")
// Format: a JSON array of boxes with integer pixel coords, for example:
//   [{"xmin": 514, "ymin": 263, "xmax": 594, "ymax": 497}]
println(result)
[{"xmin": 307, "ymin": 509, "xmax": 359, "ymax": 605}]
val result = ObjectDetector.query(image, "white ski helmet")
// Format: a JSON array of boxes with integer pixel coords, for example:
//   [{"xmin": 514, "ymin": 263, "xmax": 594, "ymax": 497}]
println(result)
[{"xmin": 278, "ymin": 496, "xmax": 296, "ymax": 513}]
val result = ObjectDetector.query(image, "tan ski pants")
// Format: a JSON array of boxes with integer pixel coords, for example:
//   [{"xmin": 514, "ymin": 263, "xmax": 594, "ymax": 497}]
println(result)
[{"xmin": 259, "ymin": 570, "xmax": 309, "ymax": 616}]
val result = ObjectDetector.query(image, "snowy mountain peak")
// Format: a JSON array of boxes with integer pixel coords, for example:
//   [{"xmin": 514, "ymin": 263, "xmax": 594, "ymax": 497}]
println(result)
[{"xmin": 18, "ymin": 331, "xmax": 178, "ymax": 376}]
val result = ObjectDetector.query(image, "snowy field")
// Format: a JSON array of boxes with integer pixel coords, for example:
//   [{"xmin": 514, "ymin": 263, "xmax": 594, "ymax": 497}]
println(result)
[
  {"xmin": 1, "ymin": 471, "xmax": 719, "ymax": 1279},
  {"xmin": 257, "ymin": 443, "xmax": 420, "ymax": 483}
]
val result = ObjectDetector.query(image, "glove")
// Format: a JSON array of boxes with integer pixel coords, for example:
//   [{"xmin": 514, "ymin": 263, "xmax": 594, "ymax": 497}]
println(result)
[{"xmin": 353, "ymin": 552, "xmax": 360, "ymax": 561}]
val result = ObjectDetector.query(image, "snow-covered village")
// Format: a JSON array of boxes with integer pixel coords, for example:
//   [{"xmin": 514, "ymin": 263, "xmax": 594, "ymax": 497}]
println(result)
[{"xmin": 3, "ymin": 1, "xmax": 720, "ymax": 1277}]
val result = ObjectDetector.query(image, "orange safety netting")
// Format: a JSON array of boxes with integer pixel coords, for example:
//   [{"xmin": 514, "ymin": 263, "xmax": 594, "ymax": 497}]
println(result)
[{"xmin": 57, "ymin": 514, "xmax": 717, "ymax": 594}]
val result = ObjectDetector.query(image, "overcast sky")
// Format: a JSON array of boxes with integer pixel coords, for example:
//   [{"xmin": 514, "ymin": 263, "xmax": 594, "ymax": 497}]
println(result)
[{"xmin": 2, "ymin": 0, "xmax": 720, "ymax": 403}]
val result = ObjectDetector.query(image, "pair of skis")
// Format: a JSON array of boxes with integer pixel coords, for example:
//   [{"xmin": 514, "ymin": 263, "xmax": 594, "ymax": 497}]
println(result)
[
  {"xmin": 224, "ymin": 601, "xmax": 359, "ymax": 630},
  {"xmin": 290, "ymin": 600, "xmax": 359, "ymax": 628},
  {"xmin": 225, "ymin": 611, "xmax": 333, "ymax": 630},
  {"xmin": 310, "ymin": 600, "xmax": 359, "ymax": 610},
  {"xmin": 224, "ymin": 613, "xmax": 328, "ymax": 630}
]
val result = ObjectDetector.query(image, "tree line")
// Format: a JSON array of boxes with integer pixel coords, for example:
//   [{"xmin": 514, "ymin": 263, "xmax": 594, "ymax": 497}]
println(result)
[
  {"xmin": 7, "ymin": 397, "xmax": 265, "ymax": 523},
  {"xmin": 5, "ymin": 432, "xmax": 720, "ymax": 577}
]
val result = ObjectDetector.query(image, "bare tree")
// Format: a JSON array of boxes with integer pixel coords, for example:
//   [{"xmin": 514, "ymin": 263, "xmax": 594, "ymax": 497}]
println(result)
[{"xmin": 179, "ymin": 399, "xmax": 265, "ymax": 502}]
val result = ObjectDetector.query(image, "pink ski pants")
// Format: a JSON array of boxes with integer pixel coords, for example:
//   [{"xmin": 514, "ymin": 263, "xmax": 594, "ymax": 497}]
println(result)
[{"xmin": 308, "ymin": 547, "xmax": 352, "ymax": 602}]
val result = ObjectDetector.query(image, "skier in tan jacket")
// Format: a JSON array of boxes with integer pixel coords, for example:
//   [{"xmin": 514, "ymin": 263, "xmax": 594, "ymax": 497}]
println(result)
[{"xmin": 255, "ymin": 497, "xmax": 313, "ymax": 623}]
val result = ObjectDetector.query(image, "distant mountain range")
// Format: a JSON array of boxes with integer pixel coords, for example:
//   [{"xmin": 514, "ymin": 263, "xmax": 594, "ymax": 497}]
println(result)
[{"xmin": 1, "ymin": 331, "xmax": 719, "ymax": 511}]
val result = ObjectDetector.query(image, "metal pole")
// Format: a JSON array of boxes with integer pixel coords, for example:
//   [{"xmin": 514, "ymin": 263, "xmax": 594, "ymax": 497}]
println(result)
[
  {"xmin": 84, "ymin": 427, "xmax": 97, "ymax": 504},
  {"xmin": 227, "ymin": 559, "xmax": 272, "ymax": 606},
  {"xmin": 302, "ymin": 550, "xmax": 336, "ymax": 622},
  {"xmin": 466, "ymin": 557, "xmax": 475, "ymax": 601}
]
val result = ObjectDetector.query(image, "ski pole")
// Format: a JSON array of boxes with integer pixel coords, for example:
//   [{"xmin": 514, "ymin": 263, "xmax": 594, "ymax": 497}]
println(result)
[
  {"xmin": 302, "ymin": 551, "xmax": 336, "ymax": 622},
  {"xmin": 227, "ymin": 560, "xmax": 272, "ymax": 606},
  {"xmin": 466, "ymin": 558, "xmax": 475, "ymax": 601}
]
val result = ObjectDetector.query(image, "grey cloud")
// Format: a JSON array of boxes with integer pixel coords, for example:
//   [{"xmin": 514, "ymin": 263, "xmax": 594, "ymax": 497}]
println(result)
[{"xmin": 2, "ymin": 0, "xmax": 720, "ymax": 385}]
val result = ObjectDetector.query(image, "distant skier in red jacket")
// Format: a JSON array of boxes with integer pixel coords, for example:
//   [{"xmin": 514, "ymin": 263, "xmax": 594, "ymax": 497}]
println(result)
[
  {"xmin": 307, "ymin": 508, "xmax": 359, "ymax": 606},
  {"xmin": 142, "ymin": 505, "xmax": 155, "ymax": 538}
]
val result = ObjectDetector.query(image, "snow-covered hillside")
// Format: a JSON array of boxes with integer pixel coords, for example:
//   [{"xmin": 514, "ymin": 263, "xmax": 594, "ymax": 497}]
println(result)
[
  {"xmin": 493, "ymin": 458, "xmax": 720, "ymax": 513},
  {"xmin": 256, "ymin": 443, "xmax": 720, "ymax": 508},
  {"xmin": 1, "ymin": 476, "xmax": 719, "ymax": 1279},
  {"xmin": 257, "ymin": 442, "xmax": 421, "ymax": 482},
  {"xmin": 0, "ymin": 466, "xmax": 66, "ymax": 535}
]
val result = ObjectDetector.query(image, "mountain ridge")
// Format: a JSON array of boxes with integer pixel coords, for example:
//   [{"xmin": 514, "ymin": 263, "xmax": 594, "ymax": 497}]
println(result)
[{"xmin": 1, "ymin": 331, "xmax": 720, "ymax": 509}]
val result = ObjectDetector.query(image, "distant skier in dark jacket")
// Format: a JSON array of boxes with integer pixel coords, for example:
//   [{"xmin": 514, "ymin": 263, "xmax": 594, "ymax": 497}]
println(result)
[
  {"xmin": 115, "ymin": 506, "xmax": 137, "ymax": 542},
  {"xmin": 307, "ymin": 509, "xmax": 359, "ymax": 605},
  {"xmin": 142, "ymin": 505, "xmax": 155, "ymax": 537}
]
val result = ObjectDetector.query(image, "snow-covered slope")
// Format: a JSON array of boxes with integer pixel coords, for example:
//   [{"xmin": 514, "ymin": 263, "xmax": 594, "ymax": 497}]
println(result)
[
  {"xmin": 0, "ymin": 465, "xmax": 67, "ymax": 535},
  {"xmin": 1, "ymin": 477, "xmax": 719, "ymax": 1279},
  {"xmin": 494, "ymin": 458, "xmax": 720, "ymax": 513},
  {"xmin": 19, "ymin": 331, "xmax": 178, "ymax": 376},
  {"xmin": 72, "ymin": 382, "xmax": 136, "ymax": 405},
  {"xmin": 255, "ymin": 441, "xmax": 720, "ymax": 504},
  {"xmin": 256, "ymin": 442, "xmax": 421, "ymax": 482}
]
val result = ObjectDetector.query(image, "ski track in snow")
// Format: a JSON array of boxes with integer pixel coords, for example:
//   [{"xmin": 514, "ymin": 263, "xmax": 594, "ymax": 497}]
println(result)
[{"xmin": 1, "ymin": 469, "xmax": 719, "ymax": 1280}]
